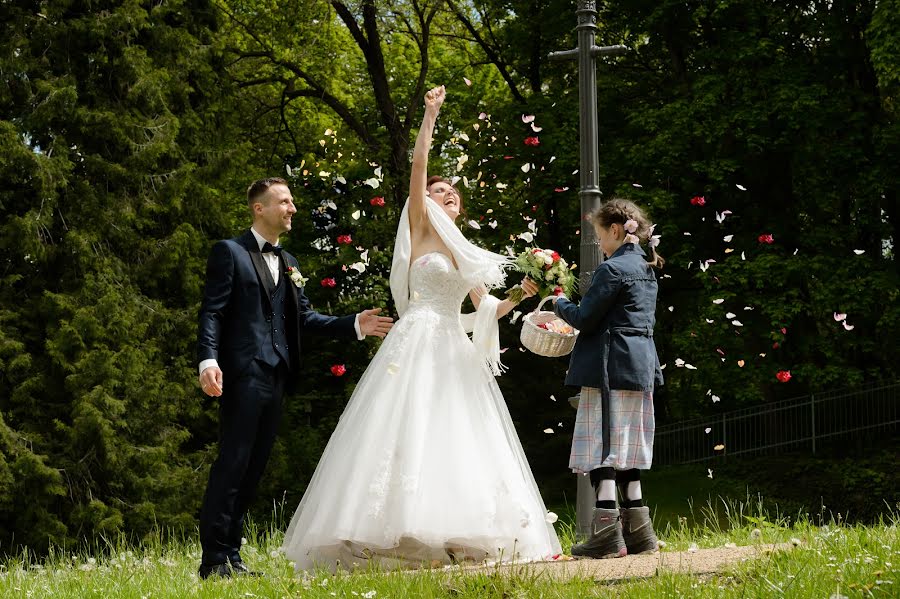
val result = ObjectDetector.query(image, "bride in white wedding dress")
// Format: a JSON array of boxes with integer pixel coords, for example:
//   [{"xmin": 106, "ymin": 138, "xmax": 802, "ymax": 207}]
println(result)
[{"xmin": 281, "ymin": 85, "xmax": 561, "ymax": 571}]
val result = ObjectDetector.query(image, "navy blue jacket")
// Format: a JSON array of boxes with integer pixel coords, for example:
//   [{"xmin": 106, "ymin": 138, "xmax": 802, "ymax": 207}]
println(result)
[
  {"xmin": 553, "ymin": 243, "xmax": 664, "ymax": 390},
  {"xmin": 197, "ymin": 230, "xmax": 356, "ymax": 385}
]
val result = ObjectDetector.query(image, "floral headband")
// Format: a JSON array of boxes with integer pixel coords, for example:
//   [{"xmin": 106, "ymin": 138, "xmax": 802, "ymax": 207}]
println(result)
[{"xmin": 623, "ymin": 219, "xmax": 661, "ymax": 250}]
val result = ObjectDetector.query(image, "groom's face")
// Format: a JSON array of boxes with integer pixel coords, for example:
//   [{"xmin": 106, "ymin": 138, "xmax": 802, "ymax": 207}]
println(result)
[{"xmin": 254, "ymin": 184, "xmax": 297, "ymax": 235}]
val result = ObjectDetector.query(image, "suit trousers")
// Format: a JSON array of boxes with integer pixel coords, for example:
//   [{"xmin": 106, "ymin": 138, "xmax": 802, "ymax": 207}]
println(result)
[{"xmin": 199, "ymin": 358, "xmax": 288, "ymax": 565}]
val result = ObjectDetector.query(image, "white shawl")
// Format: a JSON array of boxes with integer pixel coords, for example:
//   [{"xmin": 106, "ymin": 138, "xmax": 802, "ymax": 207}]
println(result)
[{"xmin": 390, "ymin": 197, "xmax": 514, "ymax": 375}]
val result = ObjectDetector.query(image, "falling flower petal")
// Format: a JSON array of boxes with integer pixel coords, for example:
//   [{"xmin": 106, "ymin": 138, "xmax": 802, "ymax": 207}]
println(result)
[
  {"xmin": 550, "ymin": 394, "xmax": 556, "ymax": 401},
  {"xmin": 705, "ymin": 318, "xmax": 715, "ymax": 324},
  {"xmin": 714, "ymin": 444, "xmax": 725, "ymax": 451},
  {"xmin": 738, "ymin": 360, "xmax": 745, "ymax": 367},
  {"xmin": 286, "ymin": 164, "xmax": 293, "ymax": 176},
  {"xmin": 707, "ymin": 469, "xmax": 714, "ymax": 479},
  {"xmin": 351, "ymin": 210, "xmax": 361, "ymax": 220},
  {"xmin": 685, "ymin": 363, "xmax": 697, "ymax": 370},
  {"xmin": 543, "ymin": 428, "xmax": 555, "ymax": 434},
  {"xmin": 712, "ymin": 395, "xmax": 720, "ymax": 403},
  {"xmin": 522, "ymin": 114, "xmax": 536, "ymax": 123},
  {"xmin": 723, "ymin": 234, "xmax": 734, "ymax": 242},
  {"xmin": 675, "ymin": 358, "xmax": 685, "ymax": 367},
  {"xmin": 330, "ymin": 364, "xmax": 347, "ymax": 377},
  {"xmin": 364, "ymin": 177, "xmax": 380, "ymax": 188},
  {"xmin": 713, "ymin": 298, "xmax": 725, "ymax": 305},
  {"xmin": 853, "ymin": 249, "xmax": 865, "ymax": 255},
  {"xmin": 545, "ymin": 512, "xmax": 559, "ymax": 524},
  {"xmin": 833, "ymin": 312, "xmax": 847, "ymax": 321},
  {"xmin": 531, "ymin": 123, "xmax": 543, "ymax": 132},
  {"xmin": 726, "ymin": 312, "xmax": 736, "ymax": 319},
  {"xmin": 732, "ymin": 320, "xmax": 744, "ymax": 327},
  {"xmin": 776, "ymin": 370, "xmax": 792, "ymax": 382},
  {"xmin": 463, "ymin": 76, "xmax": 472, "ymax": 86},
  {"xmin": 632, "ymin": 183, "xmax": 643, "ymax": 188},
  {"xmin": 736, "ymin": 184, "xmax": 747, "ymax": 190},
  {"xmin": 467, "ymin": 220, "xmax": 481, "ymax": 229},
  {"xmin": 521, "ymin": 163, "xmax": 531, "ymax": 173},
  {"xmin": 705, "ymin": 427, "xmax": 712, "ymax": 434},
  {"xmin": 842, "ymin": 321, "xmax": 854, "ymax": 331}
]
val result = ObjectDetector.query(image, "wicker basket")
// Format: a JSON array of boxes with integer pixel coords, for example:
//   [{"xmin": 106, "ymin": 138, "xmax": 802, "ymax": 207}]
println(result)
[{"xmin": 520, "ymin": 296, "xmax": 578, "ymax": 357}]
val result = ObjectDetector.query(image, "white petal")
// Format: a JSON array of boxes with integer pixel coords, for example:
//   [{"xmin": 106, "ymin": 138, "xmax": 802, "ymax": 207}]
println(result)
[{"xmin": 364, "ymin": 177, "xmax": 380, "ymax": 188}]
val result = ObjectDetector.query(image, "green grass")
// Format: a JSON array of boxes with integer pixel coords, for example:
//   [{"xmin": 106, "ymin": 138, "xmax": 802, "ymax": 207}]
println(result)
[{"xmin": 2, "ymin": 498, "xmax": 898, "ymax": 598}]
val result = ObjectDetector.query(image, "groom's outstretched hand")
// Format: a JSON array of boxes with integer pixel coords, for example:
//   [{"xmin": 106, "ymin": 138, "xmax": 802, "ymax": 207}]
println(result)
[
  {"xmin": 359, "ymin": 308, "xmax": 394, "ymax": 338},
  {"xmin": 199, "ymin": 367, "xmax": 223, "ymax": 397}
]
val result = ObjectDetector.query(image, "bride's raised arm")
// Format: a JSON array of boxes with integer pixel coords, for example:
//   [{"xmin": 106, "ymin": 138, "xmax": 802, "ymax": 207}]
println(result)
[{"xmin": 409, "ymin": 85, "xmax": 445, "ymax": 233}]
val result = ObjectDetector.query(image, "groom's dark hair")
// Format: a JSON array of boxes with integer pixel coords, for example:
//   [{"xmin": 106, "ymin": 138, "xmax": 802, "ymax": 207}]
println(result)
[{"xmin": 247, "ymin": 177, "xmax": 288, "ymax": 207}]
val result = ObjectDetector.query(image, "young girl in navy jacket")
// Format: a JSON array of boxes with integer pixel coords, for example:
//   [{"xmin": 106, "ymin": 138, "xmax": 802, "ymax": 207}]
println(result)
[{"xmin": 553, "ymin": 198, "xmax": 665, "ymax": 559}]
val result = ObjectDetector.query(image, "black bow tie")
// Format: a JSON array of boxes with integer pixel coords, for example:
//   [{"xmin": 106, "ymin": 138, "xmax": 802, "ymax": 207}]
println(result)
[{"xmin": 261, "ymin": 242, "xmax": 283, "ymax": 256}]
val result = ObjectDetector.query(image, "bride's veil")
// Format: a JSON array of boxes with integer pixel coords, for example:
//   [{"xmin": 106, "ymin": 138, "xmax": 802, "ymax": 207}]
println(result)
[{"xmin": 389, "ymin": 196, "xmax": 513, "ymax": 317}]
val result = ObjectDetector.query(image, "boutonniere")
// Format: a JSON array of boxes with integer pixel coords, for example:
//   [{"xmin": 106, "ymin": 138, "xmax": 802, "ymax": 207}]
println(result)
[{"xmin": 286, "ymin": 266, "xmax": 308, "ymax": 288}]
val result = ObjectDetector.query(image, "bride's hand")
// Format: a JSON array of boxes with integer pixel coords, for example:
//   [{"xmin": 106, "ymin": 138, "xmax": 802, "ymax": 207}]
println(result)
[
  {"xmin": 424, "ymin": 85, "xmax": 445, "ymax": 113},
  {"xmin": 520, "ymin": 277, "xmax": 539, "ymax": 299}
]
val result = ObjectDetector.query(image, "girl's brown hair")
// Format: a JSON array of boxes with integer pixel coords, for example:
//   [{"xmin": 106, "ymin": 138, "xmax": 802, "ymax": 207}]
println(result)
[{"xmin": 591, "ymin": 198, "xmax": 665, "ymax": 269}]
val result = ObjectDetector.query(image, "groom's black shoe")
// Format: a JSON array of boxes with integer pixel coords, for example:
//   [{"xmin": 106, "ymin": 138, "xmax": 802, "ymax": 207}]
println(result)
[
  {"xmin": 229, "ymin": 560, "xmax": 262, "ymax": 577},
  {"xmin": 198, "ymin": 562, "xmax": 232, "ymax": 580}
]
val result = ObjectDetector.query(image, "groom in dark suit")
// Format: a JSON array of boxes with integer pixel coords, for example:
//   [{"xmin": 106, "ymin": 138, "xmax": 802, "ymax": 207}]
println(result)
[{"xmin": 196, "ymin": 177, "xmax": 392, "ymax": 579}]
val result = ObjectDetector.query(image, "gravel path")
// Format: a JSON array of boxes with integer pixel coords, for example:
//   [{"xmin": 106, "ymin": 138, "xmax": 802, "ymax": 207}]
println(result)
[{"xmin": 458, "ymin": 543, "xmax": 794, "ymax": 582}]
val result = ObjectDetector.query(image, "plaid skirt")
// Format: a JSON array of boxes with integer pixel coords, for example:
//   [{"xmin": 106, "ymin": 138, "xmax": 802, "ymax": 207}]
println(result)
[{"xmin": 569, "ymin": 387, "xmax": 655, "ymax": 473}]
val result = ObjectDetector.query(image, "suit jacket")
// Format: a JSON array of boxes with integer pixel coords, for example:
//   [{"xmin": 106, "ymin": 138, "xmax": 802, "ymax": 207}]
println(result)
[
  {"xmin": 197, "ymin": 230, "xmax": 356, "ymax": 384},
  {"xmin": 553, "ymin": 243, "xmax": 664, "ymax": 390}
]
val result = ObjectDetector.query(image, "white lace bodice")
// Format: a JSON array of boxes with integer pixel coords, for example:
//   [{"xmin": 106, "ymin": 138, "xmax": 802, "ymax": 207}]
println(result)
[{"xmin": 405, "ymin": 252, "xmax": 472, "ymax": 319}]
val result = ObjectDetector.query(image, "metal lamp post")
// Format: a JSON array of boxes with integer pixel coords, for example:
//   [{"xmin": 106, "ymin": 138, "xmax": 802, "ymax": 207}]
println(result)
[{"xmin": 549, "ymin": 0, "xmax": 627, "ymax": 541}]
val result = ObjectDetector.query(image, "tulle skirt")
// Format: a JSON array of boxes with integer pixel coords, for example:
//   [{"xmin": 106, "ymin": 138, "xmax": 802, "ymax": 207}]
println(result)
[{"xmin": 281, "ymin": 309, "xmax": 561, "ymax": 571}]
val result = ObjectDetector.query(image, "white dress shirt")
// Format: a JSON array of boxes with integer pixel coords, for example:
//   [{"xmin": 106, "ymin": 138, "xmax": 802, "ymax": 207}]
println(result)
[{"xmin": 199, "ymin": 228, "xmax": 363, "ymax": 375}]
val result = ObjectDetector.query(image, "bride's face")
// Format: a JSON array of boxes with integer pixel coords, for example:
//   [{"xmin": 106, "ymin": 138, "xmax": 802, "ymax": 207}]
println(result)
[{"xmin": 427, "ymin": 181, "xmax": 462, "ymax": 221}]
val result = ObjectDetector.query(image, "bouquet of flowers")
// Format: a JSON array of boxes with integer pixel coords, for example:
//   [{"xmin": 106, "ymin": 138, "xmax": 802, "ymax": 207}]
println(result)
[{"xmin": 506, "ymin": 247, "xmax": 577, "ymax": 303}]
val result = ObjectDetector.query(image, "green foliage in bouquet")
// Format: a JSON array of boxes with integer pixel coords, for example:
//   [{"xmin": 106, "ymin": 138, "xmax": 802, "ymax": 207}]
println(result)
[{"xmin": 506, "ymin": 248, "xmax": 577, "ymax": 303}]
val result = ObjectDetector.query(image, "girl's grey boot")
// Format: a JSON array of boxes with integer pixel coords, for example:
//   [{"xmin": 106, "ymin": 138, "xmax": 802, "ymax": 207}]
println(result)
[
  {"xmin": 620, "ymin": 506, "xmax": 659, "ymax": 555},
  {"xmin": 570, "ymin": 508, "xmax": 627, "ymax": 559}
]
